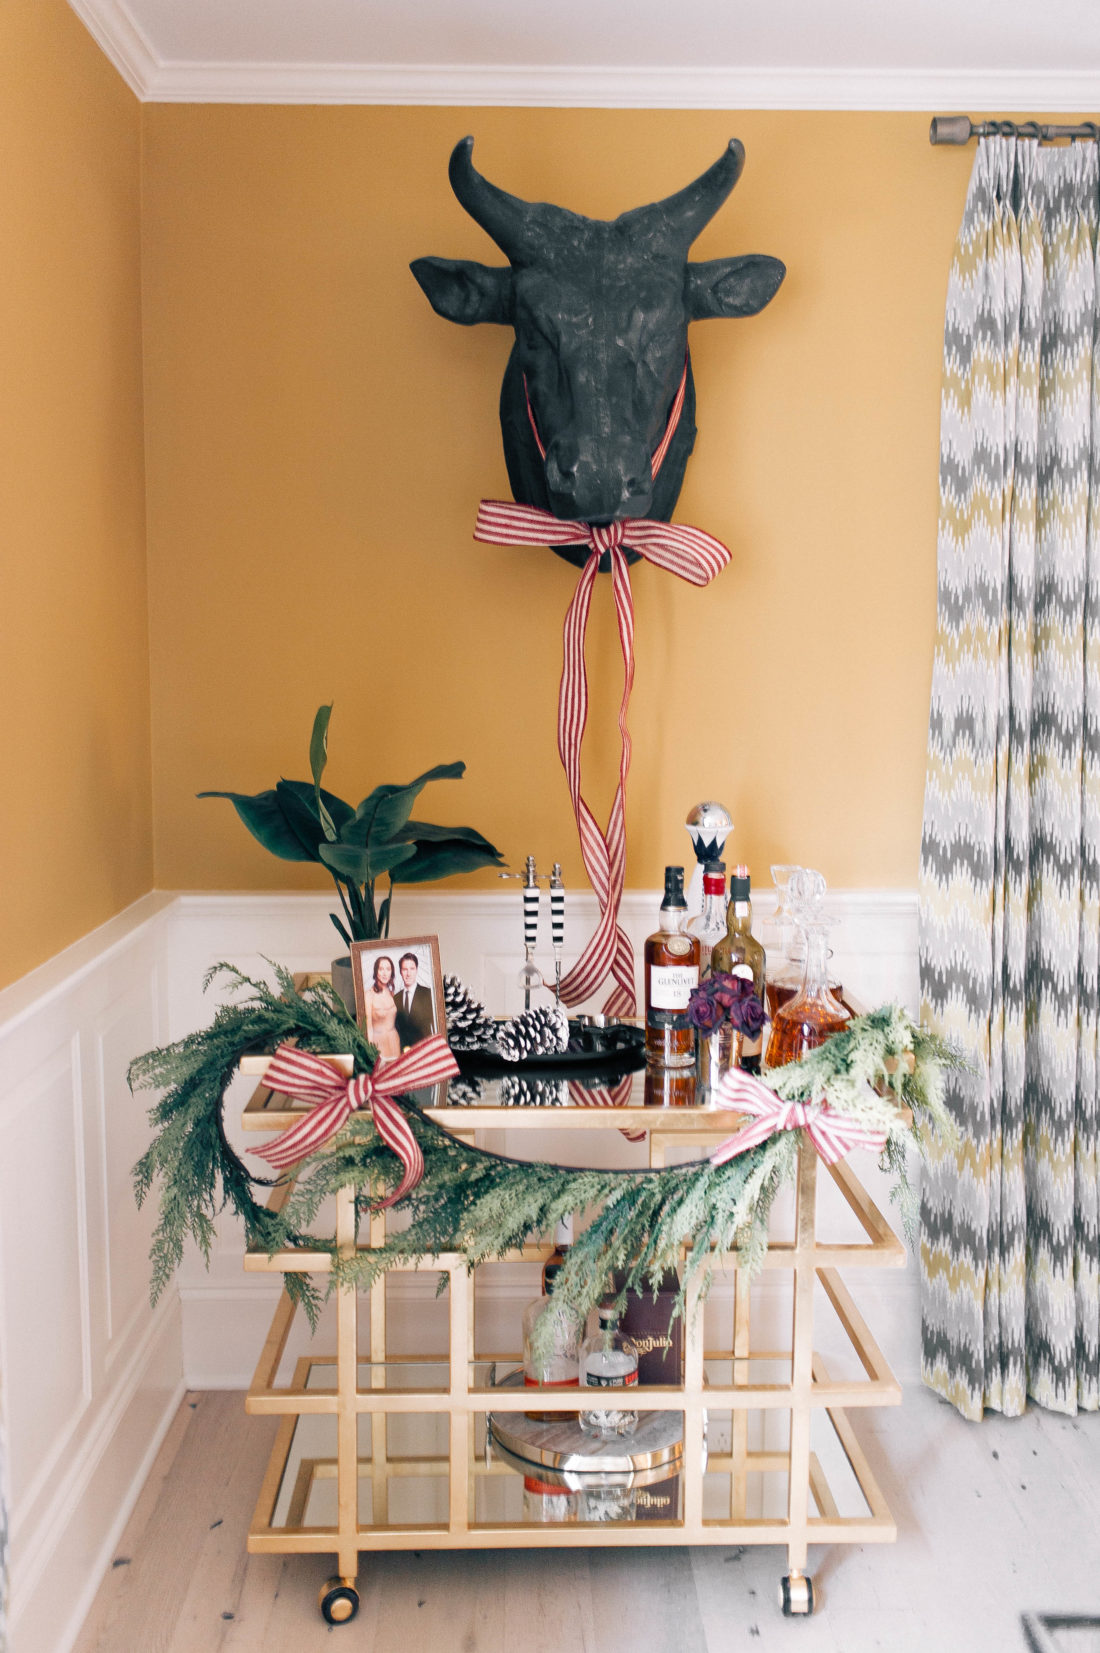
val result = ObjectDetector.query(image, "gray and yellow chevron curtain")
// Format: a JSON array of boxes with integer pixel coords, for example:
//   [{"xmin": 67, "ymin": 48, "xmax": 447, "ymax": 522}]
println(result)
[{"xmin": 920, "ymin": 135, "xmax": 1100, "ymax": 1420}]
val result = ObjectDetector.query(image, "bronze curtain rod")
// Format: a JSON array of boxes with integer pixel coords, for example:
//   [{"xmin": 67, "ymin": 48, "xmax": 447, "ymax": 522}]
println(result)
[{"xmin": 930, "ymin": 115, "xmax": 1100, "ymax": 145}]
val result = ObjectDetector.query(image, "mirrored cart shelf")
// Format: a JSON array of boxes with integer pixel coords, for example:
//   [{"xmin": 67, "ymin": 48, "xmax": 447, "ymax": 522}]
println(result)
[{"xmin": 240, "ymin": 979, "xmax": 904, "ymax": 1622}]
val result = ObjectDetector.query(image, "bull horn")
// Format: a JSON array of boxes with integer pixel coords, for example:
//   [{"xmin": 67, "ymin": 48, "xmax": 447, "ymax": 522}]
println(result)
[
  {"xmin": 448, "ymin": 136, "xmax": 538, "ymax": 263},
  {"xmin": 628, "ymin": 139, "xmax": 746, "ymax": 249}
]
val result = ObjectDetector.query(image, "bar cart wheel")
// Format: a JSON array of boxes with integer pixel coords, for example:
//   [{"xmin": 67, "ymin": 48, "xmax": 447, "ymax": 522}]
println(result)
[
  {"xmin": 319, "ymin": 1577, "xmax": 360, "ymax": 1624},
  {"xmin": 779, "ymin": 1573, "xmax": 815, "ymax": 1617}
]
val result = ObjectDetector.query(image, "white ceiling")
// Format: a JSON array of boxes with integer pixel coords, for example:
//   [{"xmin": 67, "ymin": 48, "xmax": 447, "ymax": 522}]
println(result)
[{"xmin": 69, "ymin": 0, "xmax": 1100, "ymax": 107}]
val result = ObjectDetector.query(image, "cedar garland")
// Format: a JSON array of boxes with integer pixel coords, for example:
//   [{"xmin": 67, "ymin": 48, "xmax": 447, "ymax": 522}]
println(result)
[{"xmin": 130, "ymin": 964, "xmax": 958, "ymax": 1343}]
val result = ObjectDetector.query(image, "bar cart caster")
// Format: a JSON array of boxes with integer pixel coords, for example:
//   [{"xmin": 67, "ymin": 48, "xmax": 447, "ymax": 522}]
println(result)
[
  {"xmin": 779, "ymin": 1572, "xmax": 815, "ymax": 1617},
  {"xmin": 318, "ymin": 1577, "xmax": 360, "ymax": 1624}
]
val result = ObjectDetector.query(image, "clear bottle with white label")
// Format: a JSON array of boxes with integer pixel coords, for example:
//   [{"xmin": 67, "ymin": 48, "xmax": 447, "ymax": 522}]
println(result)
[
  {"xmin": 644, "ymin": 866, "xmax": 700, "ymax": 1069},
  {"xmin": 579, "ymin": 1303, "xmax": 639, "ymax": 1437},
  {"xmin": 687, "ymin": 860, "xmax": 727, "ymax": 976}
]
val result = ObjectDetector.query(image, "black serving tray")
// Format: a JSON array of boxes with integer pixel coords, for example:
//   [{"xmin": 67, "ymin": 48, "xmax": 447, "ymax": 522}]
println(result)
[{"xmin": 453, "ymin": 1016, "xmax": 646, "ymax": 1078}]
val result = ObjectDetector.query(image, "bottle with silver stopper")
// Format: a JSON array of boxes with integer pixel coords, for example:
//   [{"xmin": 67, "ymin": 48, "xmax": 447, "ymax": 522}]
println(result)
[
  {"xmin": 684, "ymin": 802, "xmax": 733, "ymax": 919},
  {"xmin": 549, "ymin": 862, "xmax": 565, "ymax": 1003},
  {"xmin": 499, "ymin": 855, "xmax": 544, "ymax": 1009}
]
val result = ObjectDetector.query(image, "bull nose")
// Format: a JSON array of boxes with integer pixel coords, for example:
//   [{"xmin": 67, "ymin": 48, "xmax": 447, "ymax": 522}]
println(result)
[{"xmin": 545, "ymin": 441, "xmax": 652, "ymax": 522}]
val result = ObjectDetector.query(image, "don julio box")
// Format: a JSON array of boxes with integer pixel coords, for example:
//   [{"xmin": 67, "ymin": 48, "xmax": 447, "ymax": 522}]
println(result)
[{"xmin": 611, "ymin": 1269, "xmax": 683, "ymax": 1384}]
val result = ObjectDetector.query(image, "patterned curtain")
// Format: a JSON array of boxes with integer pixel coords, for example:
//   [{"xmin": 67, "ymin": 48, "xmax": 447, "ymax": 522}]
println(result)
[{"xmin": 920, "ymin": 135, "xmax": 1100, "ymax": 1420}]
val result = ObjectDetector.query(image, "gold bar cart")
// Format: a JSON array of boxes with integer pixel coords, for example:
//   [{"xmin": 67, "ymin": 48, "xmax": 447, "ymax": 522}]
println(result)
[{"xmin": 237, "ymin": 1053, "xmax": 905, "ymax": 1624}]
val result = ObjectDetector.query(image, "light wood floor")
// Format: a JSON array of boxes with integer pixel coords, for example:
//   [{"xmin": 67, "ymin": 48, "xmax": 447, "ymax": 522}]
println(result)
[{"xmin": 73, "ymin": 1387, "xmax": 1099, "ymax": 1653}]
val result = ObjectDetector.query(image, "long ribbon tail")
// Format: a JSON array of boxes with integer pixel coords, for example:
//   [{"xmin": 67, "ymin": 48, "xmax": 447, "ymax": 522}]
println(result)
[{"xmin": 556, "ymin": 546, "xmax": 637, "ymax": 1015}]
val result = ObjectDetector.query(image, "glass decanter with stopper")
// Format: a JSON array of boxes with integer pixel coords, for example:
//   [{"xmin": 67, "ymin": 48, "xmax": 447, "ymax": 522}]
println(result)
[
  {"xmin": 766, "ymin": 866, "xmax": 844, "ymax": 1017},
  {"xmin": 579, "ymin": 1302, "xmax": 639, "ymax": 1437},
  {"xmin": 764, "ymin": 862, "xmax": 801, "ymax": 1019},
  {"xmin": 765, "ymin": 914, "xmax": 850, "ymax": 1069}
]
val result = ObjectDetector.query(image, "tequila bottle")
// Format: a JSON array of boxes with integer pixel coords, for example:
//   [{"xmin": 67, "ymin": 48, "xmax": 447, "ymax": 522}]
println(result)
[
  {"xmin": 687, "ymin": 861, "xmax": 727, "ymax": 976},
  {"xmin": 579, "ymin": 1303, "xmax": 639, "ymax": 1437}
]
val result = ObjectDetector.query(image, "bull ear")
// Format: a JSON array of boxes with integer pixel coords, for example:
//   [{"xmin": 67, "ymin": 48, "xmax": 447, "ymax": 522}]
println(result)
[
  {"xmin": 410, "ymin": 256, "xmax": 512, "ymax": 326},
  {"xmin": 686, "ymin": 255, "xmax": 786, "ymax": 320}
]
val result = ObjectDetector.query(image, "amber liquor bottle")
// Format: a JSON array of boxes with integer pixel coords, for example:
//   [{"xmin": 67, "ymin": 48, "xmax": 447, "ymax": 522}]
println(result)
[
  {"xmin": 710, "ymin": 865, "xmax": 767, "ymax": 1075},
  {"xmin": 644, "ymin": 867, "xmax": 700, "ymax": 1069}
]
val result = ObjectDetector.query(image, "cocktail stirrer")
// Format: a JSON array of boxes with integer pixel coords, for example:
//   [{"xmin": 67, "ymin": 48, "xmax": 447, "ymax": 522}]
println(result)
[
  {"xmin": 549, "ymin": 862, "xmax": 564, "ymax": 1003},
  {"xmin": 500, "ymin": 856, "xmax": 544, "ymax": 1009}
]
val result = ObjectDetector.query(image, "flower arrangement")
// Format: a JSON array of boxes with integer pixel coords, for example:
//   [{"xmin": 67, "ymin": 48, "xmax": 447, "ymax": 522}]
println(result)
[
  {"xmin": 199, "ymin": 704, "xmax": 504, "ymax": 944},
  {"xmin": 687, "ymin": 973, "xmax": 766, "ymax": 1038}
]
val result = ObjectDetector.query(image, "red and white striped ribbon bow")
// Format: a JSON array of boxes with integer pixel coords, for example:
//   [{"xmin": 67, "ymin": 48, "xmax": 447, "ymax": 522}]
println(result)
[
  {"xmin": 474, "ymin": 487, "xmax": 728, "ymax": 1014},
  {"xmin": 254, "ymin": 1039, "xmax": 458, "ymax": 1203},
  {"xmin": 709, "ymin": 1068, "xmax": 889, "ymax": 1169}
]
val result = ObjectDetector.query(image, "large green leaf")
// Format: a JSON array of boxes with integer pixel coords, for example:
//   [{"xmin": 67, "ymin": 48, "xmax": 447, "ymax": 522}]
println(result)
[
  {"xmin": 396, "ymin": 819, "xmax": 504, "ymax": 855},
  {"xmin": 362, "ymin": 762, "xmax": 467, "ymax": 847},
  {"xmin": 196, "ymin": 788, "xmax": 314, "ymax": 862},
  {"xmin": 318, "ymin": 840, "xmax": 417, "ymax": 884},
  {"xmin": 275, "ymin": 779, "xmax": 354, "ymax": 860},
  {"xmin": 340, "ymin": 783, "xmax": 407, "ymax": 848},
  {"xmin": 390, "ymin": 837, "xmax": 506, "ymax": 885},
  {"xmin": 309, "ymin": 705, "xmax": 336, "ymax": 841}
]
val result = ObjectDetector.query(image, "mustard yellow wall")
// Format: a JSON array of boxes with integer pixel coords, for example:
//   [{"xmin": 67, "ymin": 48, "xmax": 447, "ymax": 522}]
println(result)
[
  {"xmin": 142, "ymin": 107, "xmax": 973, "ymax": 900},
  {"xmin": 0, "ymin": 1, "xmax": 150, "ymax": 990}
]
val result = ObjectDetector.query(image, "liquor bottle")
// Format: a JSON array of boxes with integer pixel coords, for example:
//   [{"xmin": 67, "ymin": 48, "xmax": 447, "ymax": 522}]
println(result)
[
  {"xmin": 643, "ymin": 1065, "xmax": 697, "ymax": 1108},
  {"xmin": 522, "ymin": 1474, "xmax": 580, "ymax": 1523},
  {"xmin": 579, "ymin": 1302, "xmax": 639, "ymax": 1437},
  {"xmin": 710, "ymin": 865, "xmax": 767, "ymax": 1075},
  {"xmin": 543, "ymin": 1214, "xmax": 573, "ymax": 1290},
  {"xmin": 644, "ymin": 866, "xmax": 701, "ymax": 1069},
  {"xmin": 522, "ymin": 1259, "xmax": 582, "ymax": 1422},
  {"xmin": 765, "ymin": 918, "xmax": 850, "ymax": 1068},
  {"xmin": 687, "ymin": 860, "xmax": 727, "ymax": 976}
]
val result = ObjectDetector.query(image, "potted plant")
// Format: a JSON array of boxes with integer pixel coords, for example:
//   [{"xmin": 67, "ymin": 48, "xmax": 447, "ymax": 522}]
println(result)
[{"xmin": 200, "ymin": 704, "xmax": 505, "ymax": 1002}]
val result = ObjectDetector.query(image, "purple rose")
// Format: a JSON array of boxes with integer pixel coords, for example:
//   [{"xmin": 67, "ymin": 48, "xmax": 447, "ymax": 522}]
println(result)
[
  {"xmin": 731, "ymin": 991, "xmax": 766, "ymax": 1038},
  {"xmin": 687, "ymin": 987, "xmax": 721, "ymax": 1033}
]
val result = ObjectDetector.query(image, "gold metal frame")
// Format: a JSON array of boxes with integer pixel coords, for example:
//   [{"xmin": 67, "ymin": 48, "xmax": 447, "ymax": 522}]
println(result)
[{"xmin": 239, "ymin": 986, "xmax": 904, "ymax": 1608}]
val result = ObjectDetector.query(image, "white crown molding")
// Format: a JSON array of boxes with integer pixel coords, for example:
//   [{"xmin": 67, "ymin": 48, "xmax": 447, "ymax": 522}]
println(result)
[
  {"xmin": 139, "ymin": 62, "xmax": 1100, "ymax": 111},
  {"xmin": 66, "ymin": 0, "xmax": 160, "ymax": 99},
  {"xmin": 64, "ymin": 7, "xmax": 1100, "ymax": 110}
]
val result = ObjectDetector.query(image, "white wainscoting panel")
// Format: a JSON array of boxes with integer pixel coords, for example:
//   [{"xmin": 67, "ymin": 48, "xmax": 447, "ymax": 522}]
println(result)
[{"xmin": 0, "ymin": 895, "xmax": 183, "ymax": 1653}]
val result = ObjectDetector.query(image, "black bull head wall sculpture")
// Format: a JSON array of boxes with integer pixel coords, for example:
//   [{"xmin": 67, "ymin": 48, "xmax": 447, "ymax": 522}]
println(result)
[{"xmin": 411, "ymin": 137, "xmax": 785, "ymax": 569}]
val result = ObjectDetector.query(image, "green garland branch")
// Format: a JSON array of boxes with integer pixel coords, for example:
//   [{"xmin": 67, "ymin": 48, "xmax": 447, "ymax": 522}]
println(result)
[{"xmin": 130, "ymin": 965, "xmax": 959, "ymax": 1345}]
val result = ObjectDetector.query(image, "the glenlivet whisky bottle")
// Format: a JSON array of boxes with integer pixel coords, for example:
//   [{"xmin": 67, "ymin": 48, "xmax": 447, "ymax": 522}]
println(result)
[{"xmin": 644, "ymin": 866, "xmax": 700, "ymax": 1069}]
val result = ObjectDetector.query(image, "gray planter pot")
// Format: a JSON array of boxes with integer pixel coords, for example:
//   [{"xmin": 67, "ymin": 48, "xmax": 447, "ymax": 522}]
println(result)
[{"xmin": 330, "ymin": 955, "xmax": 356, "ymax": 1015}]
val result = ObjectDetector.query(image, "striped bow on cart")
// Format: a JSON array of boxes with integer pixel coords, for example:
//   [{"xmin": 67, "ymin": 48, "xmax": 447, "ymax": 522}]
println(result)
[{"xmin": 254, "ymin": 1039, "xmax": 459, "ymax": 1204}]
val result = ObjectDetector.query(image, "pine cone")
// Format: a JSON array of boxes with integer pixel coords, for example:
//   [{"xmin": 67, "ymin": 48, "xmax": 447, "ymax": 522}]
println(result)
[
  {"xmin": 444, "ymin": 1075, "xmax": 486, "ymax": 1107},
  {"xmin": 497, "ymin": 1003, "xmax": 570, "ymax": 1063},
  {"xmin": 500, "ymin": 1074, "xmax": 568, "ymax": 1107},
  {"xmin": 443, "ymin": 975, "xmax": 497, "ymax": 1050}
]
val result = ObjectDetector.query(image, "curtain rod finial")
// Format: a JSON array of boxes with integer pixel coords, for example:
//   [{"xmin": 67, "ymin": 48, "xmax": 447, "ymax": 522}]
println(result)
[{"xmin": 930, "ymin": 116, "xmax": 974, "ymax": 146}]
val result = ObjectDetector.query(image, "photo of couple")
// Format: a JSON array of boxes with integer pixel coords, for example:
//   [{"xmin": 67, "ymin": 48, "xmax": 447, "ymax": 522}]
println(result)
[{"xmin": 350, "ymin": 937, "xmax": 444, "ymax": 1064}]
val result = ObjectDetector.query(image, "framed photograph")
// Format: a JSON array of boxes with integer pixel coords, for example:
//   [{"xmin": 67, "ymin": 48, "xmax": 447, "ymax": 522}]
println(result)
[{"xmin": 349, "ymin": 935, "xmax": 446, "ymax": 1063}]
